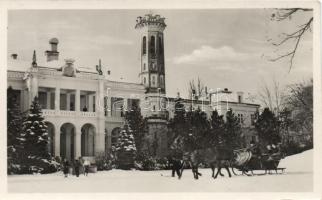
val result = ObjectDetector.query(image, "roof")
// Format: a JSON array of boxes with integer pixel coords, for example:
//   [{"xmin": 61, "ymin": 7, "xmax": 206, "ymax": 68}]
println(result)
[{"xmin": 49, "ymin": 38, "xmax": 59, "ymax": 44}]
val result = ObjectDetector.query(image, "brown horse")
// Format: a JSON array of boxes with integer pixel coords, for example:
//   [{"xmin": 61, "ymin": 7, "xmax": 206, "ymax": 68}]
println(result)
[{"xmin": 181, "ymin": 147, "xmax": 234, "ymax": 179}]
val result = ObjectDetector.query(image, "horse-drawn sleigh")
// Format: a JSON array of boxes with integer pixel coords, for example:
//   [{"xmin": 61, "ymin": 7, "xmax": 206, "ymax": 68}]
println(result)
[{"xmin": 179, "ymin": 145, "xmax": 286, "ymax": 179}]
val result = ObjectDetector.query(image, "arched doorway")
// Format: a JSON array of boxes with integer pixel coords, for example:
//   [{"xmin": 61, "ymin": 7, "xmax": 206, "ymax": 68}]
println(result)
[
  {"xmin": 45, "ymin": 122, "xmax": 55, "ymax": 156},
  {"xmin": 81, "ymin": 123, "xmax": 95, "ymax": 156},
  {"xmin": 60, "ymin": 123, "xmax": 76, "ymax": 161}
]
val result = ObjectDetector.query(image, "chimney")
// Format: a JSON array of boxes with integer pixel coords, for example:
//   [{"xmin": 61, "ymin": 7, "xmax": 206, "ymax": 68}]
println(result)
[
  {"xmin": 45, "ymin": 38, "xmax": 59, "ymax": 62},
  {"xmin": 237, "ymin": 91, "xmax": 244, "ymax": 103},
  {"xmin": 11, "ymin": 53, "xmax": 18, "ymax": 60}
]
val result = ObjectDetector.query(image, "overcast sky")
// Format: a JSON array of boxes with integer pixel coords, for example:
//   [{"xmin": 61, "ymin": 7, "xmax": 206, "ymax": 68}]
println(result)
[{"xmin": 8, "ymin": 9, "xmax": 313, "ymax": 99}]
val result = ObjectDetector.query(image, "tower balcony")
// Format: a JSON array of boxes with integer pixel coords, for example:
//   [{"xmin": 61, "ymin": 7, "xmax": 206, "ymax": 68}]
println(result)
[{"xmin": 135, "ymin": 14, "xmax": 166, "ymax": 29}]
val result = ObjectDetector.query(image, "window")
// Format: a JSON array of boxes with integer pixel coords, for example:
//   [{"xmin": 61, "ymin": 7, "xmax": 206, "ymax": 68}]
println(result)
[
  {"xmin": 150, "ymin": 36, "xmax": 155, "ymax": 55},
  {"xmin": 238, "ymin": 95, "xmax": 242, "ymax": 103},
  {"xmin": 152, "ymin": 62, "xmax": 156, "ymax": 70},
  {"xmin": 143, "ymin": 77, "xmax": 146, "ymax": 84},
  {"xmin": 142, "ymin": 36, "xmax": 146, "ymax": 54},
  {"xmin": 143, "ymin": 63, "xmax": 146, "ymax": 70},
  {"xmin": 251, "ymin": 114, "xmax": 256, "ymax": 125},
  {"xmin": 152, "ymin": 76, "xmax": 155, "ymax": 85},
  {"xmin": 159, "ymin": 36, "xmax": 163, "ymax": 54},
  {"xmin": 93, "ymin": 96, "xmax": 95, "ymax": 112},
  {"xmin": 38, "ymin": 92, "xmax": 47, "ymax": 109},
  {"xmin": 50, "ymin": 92, "xmax": 55, "ymax": 109}
]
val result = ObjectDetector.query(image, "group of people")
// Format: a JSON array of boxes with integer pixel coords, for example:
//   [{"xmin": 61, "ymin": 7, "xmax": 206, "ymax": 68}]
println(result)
[{"xmin": 62, "ymin": 157, "xmax": 90, "ymax": 178}]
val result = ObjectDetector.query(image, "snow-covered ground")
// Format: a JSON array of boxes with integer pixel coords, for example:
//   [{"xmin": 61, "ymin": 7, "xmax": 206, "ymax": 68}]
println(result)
[{"xmin": 7, "ymin": 150, "xmax": 313, "ymax": 193}]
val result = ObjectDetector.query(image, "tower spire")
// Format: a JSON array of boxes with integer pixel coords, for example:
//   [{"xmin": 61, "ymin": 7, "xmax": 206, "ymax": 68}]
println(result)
[{"xmin": 32, "ymin": 50, "xmax": 37, "ymax": 67}]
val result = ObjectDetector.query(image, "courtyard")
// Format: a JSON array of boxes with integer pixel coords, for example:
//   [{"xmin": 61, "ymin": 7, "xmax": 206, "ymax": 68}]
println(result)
[{"xmin": 8, "ymin": 150, "xmax": 312, "ymax": 193}]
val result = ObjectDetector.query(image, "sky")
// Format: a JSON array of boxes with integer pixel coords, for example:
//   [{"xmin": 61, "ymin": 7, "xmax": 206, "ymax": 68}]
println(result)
[{"xmin": 7, "ymin": 9, "xmax": 313, "ymax": 99}]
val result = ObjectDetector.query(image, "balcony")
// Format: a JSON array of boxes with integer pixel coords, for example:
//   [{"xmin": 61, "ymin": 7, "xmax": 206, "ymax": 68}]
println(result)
[
  {"xmin": 105, "ymin": 116, "xmax": 125, "ymax": 123},
  {"xmin": 42, "ymin": 109, "xmax": 97, "ymax": 118}
]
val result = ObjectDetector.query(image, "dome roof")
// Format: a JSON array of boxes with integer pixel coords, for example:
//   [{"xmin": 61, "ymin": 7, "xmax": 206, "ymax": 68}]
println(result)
[{"xmin": 49, "ymin": 38, "xmax": 59, "ymax": 44}]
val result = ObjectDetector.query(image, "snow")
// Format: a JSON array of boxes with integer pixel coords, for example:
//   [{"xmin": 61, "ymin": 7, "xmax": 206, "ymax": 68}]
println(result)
[{"xmin": 8, "ymin": 150, "xmax": 312, "ymax": 193}]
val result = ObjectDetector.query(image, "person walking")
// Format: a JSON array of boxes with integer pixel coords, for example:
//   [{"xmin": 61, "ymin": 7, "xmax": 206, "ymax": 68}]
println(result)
[
  {"xmin": 74, "ymin": 160, "xmax": 80, "ymax": 177},
  {"xmin": 83, "ymin": 159, "xmax": 90, "ymax": 176},
  {"xmin": 63, "ymin": 159, "xmax": 69, "ymax": 178}
]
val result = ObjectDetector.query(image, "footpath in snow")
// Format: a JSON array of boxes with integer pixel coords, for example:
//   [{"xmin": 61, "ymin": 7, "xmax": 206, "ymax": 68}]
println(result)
[{"xmin": 7, "ymin": 150, "xmax": 313, "ymax": 193}]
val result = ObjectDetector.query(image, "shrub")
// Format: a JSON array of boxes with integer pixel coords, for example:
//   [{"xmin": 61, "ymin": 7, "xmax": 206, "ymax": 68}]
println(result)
[
  {"xmin": 134, "ymin": 151, "xmax": 156, "ymax": 170},
  {"xmin": 95, "ymin": 152, "xmax": 115, "ymax": 171}
]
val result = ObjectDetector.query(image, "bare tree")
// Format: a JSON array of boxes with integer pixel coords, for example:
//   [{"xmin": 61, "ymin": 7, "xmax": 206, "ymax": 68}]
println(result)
[
  {"xmin": 188, "ymin": 77, "xmax": 207, "ymax": 100},
  {"xmin": 286, "ymin": 79, "xmax": 313, "ymax": 134},
  {"xmin": 257, "ymin": 78, "xmax": 286, "ymax": 116},
  {"xmin": 270, "ymin": 8, "xmax": 313, "ymax": 71}
]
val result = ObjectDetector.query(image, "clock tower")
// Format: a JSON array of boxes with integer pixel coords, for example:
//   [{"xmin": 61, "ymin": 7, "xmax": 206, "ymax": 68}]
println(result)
[{"xmin": 135, "ymin": 13, "xmax": 168, "ymax": 157}]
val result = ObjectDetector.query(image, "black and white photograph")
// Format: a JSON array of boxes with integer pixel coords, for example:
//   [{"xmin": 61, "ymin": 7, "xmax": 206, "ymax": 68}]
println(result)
[{"xmin": 1, "ymin": 0, "xmax": 321, "ymax": 197}]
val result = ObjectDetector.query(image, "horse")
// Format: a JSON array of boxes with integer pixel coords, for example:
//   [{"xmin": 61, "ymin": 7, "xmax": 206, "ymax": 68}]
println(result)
[{"xmin": 181, "ymin": 147, "xmax": 234, "ymax": 179}]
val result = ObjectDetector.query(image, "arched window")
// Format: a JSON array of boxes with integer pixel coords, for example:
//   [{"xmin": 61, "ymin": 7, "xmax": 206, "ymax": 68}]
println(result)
[
  {"xmin": 142, "ymin": 36, "xmax": 146, "ymax": 54},
  {"xmin": 159, "ymin": 36, "xmax": 163, "ymax": 54},
  {"xmin": 150, "ymin": 36, "xmax": 155, "ymax": 54},
  {"xmin": 160, "ymin": 75, "xmax": 164, "ymax": 86}
]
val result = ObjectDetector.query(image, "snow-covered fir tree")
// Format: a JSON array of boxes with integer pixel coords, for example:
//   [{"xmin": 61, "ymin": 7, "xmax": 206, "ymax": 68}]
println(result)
[
  {"xmin": 7, "ymin": 87, "xmax": 24, "ymax": 174},
  {"xmin": 114, "ymin": 124, "xmax": 137, "ymax": 169},
  {"xmin": 125, "ymin": 102, "xmax": 146, "ymax": 153},
  {"xmin": 21, "ymin": 97, "xmax": 59, "ymax": 174}
]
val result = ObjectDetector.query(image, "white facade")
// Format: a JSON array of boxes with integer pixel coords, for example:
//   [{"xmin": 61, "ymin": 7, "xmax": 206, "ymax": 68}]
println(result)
[{"xmin": 7, "ymin": 13, "xmax": 260, "ymax": 161}]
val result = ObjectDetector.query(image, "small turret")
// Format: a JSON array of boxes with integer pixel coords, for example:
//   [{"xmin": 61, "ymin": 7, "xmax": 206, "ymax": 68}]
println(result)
[
  {"xmin": 45, "ymin": 38, "xmax": 59, "ymax": 62},
  {"xmin": 32, "ymin": 50, "xmax": 37, "ymax": 68}
]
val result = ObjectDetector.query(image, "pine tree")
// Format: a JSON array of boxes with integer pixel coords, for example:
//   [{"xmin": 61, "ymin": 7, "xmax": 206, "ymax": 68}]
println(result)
[
  {"xmin": 125, "ymin": 102, "xmax": 146, "ymax": 153},
  {"xmin": 224, "ymin": 109, "xmax": 242, "ymax": 149},
  {"xmin": 255, "ymin": 107, "xmax": 281, "ymax": 149},
  {"xmin": 7, "ymin": 87, "xmax": 24, "ymax": 174},
  {"xmin": 168, "ymin": 96, "xmax": 186, "ymax": 152},
  {"xmin": 115, "ymin": 124, "xmax": 137, "ymax": 169},
  {"xmin": 209, "ymin": 110, "xmax": 225, "ymax": 146},
  {"xmin": 183, "ymin": 107, "xmax": 209, "ymax": 151},
  {"xmin": 21, "ymin": 97, "xmax": 58, "ymax": 174}
]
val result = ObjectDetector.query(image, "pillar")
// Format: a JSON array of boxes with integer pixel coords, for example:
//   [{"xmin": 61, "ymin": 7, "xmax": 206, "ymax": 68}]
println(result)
[
  {"xmin": 66, "ymin": 93, "xmax": 71, "ymax": 111},
  {"xmin": 55, "ymin": 87, "xmax": 60, "ymax": 111},
  {"xmin": 88, "ymin": 95, "xmax": 93, "ymax": 112},
  {"xmin": 107, "ymin": 97, "xmax": 111, "ymax": 117},
  {"xmin": 75, "ymin": 129, "xmax": 81, "ymax": 158},
  {"xmin": 75, "ymin": 89, "xmax": 80, "ymax": 112},
  {"xmin": 54, "ymin": 124, "xmax": 60, "ymax": 157},
  {"xmin": 124, "ymin": 98, "xmax": 128, "ymax": 112}
]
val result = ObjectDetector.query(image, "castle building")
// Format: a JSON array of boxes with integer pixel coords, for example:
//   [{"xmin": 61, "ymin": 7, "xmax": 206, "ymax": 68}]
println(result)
[{"xmin": 7, "ymin": 13, "xmax": 260, "ymax": 162}]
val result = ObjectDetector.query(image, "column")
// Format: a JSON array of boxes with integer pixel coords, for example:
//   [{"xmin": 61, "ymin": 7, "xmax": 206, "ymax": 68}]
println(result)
[
  {"xmin": 88, "ymin": 95, "xmax": 93, "ymax": 112},
  {"xmin": 66, "ymin": 93, "xmax": 71, "ymax": 111},
  {"xmin": 75, "ymin": 89, "xmax": 80, "ymax": 112},
  {"xmin": 55, "ymin": 87, "xmax": 60, "ymax": 111},
  {"xmin": 123, "ymin": 98, "xmax": 128, "ymax": 112},
  {"xmin": 54, "ymin": 124, "xmax": 60, "ymax": 157},
  {"xmin": 95, "ymin": 129, "xmax": 105, "ymax": 155},
  {"xmin": 75, "ymin": 130, "xmax": 81, "ymax": 158},
  {"xmin": 46, "ymin": 91, "xmax": 51, "ymax": 109},
  {"xmin": 107, "ymin": 97, "xmax": 111, "ymax": 117}
]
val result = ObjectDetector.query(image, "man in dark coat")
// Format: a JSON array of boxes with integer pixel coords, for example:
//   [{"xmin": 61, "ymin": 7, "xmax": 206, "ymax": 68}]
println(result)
[
  {"xmin": 74, "ymin": 160, "xmax": 80, "ymax": 177},
  {"xmin": 63, "ymin": 159, "xmax": 69, "ymax": 178}
]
